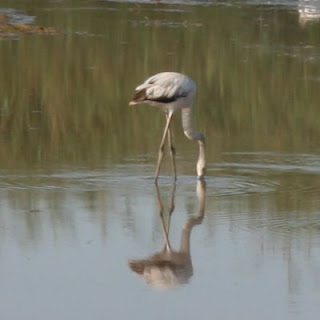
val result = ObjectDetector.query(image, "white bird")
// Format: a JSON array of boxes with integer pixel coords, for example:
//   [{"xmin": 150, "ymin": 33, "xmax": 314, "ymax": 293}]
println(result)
[{"xmin": 129, "ymin": 72, "xmax": 206, "ymax": 182}]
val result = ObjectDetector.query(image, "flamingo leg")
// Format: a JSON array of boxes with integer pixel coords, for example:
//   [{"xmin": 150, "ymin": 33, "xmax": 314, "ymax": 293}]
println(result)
[
  {"xmin": 155, "ymin": 111, "xmax": 174, "ymax": 183},
  {"xmin": 167, "ymin": 116, "xmax": 177, "ymax": 181}
]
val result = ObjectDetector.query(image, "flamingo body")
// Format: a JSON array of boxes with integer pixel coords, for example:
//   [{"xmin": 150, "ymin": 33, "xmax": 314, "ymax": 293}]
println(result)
[{"xmin": 129, "ymin": 72, "xmax": 196, "ymax": 112}]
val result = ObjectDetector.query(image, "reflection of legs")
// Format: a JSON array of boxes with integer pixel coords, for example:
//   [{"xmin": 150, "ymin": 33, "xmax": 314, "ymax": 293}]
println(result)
[
  {"xmin": 166, "ymin": 182, "xmax": 176, "ymax": 237},
  {"xmin": 160, "ymin": 210, "xmax": 172, "ymax": 252},
  {"xmin": 155, "ymin": 183, "xmax": 172, "ymax": 252},
  {"xmin": 167, "ymin": 120, "xmax": 177, "ymax": 181},
  {"xmin": 155, "ymin": 111, "xmax": 174, "ymax": 183}
]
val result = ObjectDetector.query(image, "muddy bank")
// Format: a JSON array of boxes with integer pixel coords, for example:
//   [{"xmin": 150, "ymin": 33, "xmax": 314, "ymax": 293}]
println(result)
[{"xmin": 0, "ymin": 12, "xmax": 60, "ymax": 38}]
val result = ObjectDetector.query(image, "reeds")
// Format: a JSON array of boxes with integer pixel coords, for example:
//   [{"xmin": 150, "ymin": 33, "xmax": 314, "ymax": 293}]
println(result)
[{"xmin": 0, "ymin": 3, "xmax": 319, "ymax": 169}]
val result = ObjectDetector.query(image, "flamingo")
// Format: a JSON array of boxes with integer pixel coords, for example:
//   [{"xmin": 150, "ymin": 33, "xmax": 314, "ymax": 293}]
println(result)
[{"xmin": 129, "ymin": 72, "xmax": 206, "ymax": 182}]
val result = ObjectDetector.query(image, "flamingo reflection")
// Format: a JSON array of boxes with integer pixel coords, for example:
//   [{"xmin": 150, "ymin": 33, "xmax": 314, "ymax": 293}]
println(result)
[{"xmin": 129, "ymin": 180, "xmax": 206, "ymax": 290}]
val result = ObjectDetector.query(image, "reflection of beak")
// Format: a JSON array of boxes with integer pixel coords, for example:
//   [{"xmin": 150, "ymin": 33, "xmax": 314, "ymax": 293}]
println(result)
[{"xmin": 196, "ymin": 179, "xmax": 206, "ymax": 196}]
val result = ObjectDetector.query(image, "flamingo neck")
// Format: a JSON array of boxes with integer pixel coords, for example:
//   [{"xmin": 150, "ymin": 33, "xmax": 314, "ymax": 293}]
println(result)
[
  {"xmin": 181, "ymin": 108, "xmax": 203, "ymax": 141},
  {"xmin": 181, "ymin": 108, "xmax": 206, "ymax": 178}
]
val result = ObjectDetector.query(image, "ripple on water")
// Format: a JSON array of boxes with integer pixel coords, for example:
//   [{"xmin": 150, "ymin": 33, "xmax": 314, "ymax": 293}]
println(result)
[
  {"xmin": 0, "ymin": 165, "xmax": 156, "ymax": 192},
  {"xmin": 216, "ymin": 152, "xmax": 320, "ymax": 174},
  {"xmin": 204, "ymin": 175, "xmax": 278, "ymax": 197},
  {"xmin": 206, "ymin": 151, "xmax": 320, "ymax": 197},
  {"xmin": 0, "ymin": 152, "xmax": 319, "ymax": 196}
]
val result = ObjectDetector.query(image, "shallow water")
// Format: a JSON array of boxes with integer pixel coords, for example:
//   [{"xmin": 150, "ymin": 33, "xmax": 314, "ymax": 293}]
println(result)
[{"xmin": 1, "ymin": 0, "xmax": 320, "ymax": 319}]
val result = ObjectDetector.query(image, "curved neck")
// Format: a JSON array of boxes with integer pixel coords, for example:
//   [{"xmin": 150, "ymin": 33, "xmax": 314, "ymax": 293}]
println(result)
[
  {"xmin": 181, "ymin": 108, "xmax": 206, "ymax": 178},
  {"xmin": 182, "ymin": 108, "xmax": 203, "ymax": 141}
]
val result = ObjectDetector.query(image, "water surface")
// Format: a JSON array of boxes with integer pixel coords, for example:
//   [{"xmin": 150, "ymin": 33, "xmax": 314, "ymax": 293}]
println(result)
[{"xmin": 0, "ymin": 0, "xmax": 320, "ymax": 319}]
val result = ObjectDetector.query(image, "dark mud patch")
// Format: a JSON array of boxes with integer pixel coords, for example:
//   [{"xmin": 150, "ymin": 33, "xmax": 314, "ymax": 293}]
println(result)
[{"xmin": 0, "ymin": 11, "xmax": 60, "ymax": 38}]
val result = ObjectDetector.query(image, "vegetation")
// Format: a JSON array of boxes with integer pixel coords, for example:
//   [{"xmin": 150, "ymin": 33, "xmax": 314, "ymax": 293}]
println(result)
[{"xmin": 0, "ymin": 1, "xmax": 319, "ymax": 169}]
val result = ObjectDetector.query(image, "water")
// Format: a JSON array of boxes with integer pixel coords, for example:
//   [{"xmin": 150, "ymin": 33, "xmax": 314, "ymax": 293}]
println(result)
[{"xmin": 0, "ymin": 1, "xmax": 320, "ymax": 319}]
